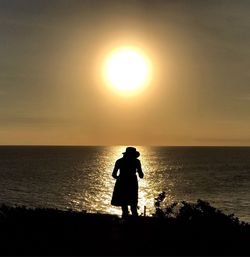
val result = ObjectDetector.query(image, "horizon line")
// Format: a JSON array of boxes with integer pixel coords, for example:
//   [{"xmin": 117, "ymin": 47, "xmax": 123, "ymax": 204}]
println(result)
[{"xmin": 1, "ymin": 144, "xmax": 250, "ymax": 148}]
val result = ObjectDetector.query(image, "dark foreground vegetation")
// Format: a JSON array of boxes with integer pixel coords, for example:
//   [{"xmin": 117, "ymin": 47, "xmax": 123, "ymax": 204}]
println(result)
[{"xmin": 0, "ymin": 196, "xmax": 249, "ymax": 256}]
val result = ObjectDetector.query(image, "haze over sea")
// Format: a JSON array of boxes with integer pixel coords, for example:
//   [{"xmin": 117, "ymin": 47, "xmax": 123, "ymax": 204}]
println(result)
[{"xmin": 0, "ymin": 146, "xmax": 249, "ymax": 223}]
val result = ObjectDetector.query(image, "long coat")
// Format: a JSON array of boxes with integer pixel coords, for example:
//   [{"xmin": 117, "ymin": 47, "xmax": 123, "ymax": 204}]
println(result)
[{"xmin": 111, "ymin": 156, "xmax": 143, "ymax": 206}]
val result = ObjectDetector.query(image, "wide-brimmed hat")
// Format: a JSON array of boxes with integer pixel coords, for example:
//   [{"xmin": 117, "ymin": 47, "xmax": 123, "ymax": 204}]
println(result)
[{"xmin": 123, "ymin": 147, "xmax": 140, "ymax": 158}]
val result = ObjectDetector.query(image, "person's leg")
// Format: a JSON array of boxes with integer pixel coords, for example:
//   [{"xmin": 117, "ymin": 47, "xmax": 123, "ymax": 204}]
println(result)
[
  {"xmin": 121, "ymin": 205, "xmax": 129, "ymax": 218},
  {"xmin": 130, "ymin": 204, "xmax": 138, "ymax": 217}
]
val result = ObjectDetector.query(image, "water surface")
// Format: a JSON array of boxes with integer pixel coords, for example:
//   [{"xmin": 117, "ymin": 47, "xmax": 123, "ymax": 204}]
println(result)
[{"xmin": 0, "ymin": 146, "xmax": 249, "ymax": 222}]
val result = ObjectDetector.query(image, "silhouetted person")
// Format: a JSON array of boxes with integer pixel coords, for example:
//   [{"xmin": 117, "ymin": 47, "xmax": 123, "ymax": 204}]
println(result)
[{"xmin": 111, "ymin": 147, "xmax": 144, "ymax": 218}]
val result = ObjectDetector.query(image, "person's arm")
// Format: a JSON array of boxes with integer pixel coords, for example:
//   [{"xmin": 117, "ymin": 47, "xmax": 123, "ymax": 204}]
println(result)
[
  {"xmin": 137, "ymin": 160, "xmax": 144, "ymax": 179},
  {"xmin": 112, "ymin": 160, "xmax": 119, "ymax": 179}
]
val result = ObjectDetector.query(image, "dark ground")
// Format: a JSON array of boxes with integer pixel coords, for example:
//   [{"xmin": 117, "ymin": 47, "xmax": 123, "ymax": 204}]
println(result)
[{"xmin": 0, "ymin": 204, "xmax": 249, "ymax": 256}]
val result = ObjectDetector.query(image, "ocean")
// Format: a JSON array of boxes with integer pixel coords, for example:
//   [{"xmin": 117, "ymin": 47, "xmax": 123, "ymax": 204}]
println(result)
[{"xmin": 0, "ymin": 146, "xmax": 249, "ymax": 223}]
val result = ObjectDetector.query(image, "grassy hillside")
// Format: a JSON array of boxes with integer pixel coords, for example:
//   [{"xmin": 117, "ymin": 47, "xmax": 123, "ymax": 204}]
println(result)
[{"xmin": 0, "ymin": 199, "xmax": 249, "ymax": 255}]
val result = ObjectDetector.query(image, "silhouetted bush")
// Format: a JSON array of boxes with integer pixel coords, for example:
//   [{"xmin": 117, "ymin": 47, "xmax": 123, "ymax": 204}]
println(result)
[{"xmin": 153, "ymin": 192, "xmax": 248, "ymax": 226}]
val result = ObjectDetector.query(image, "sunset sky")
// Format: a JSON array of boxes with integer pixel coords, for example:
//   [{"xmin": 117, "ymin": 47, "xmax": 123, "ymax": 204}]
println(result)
[{"xmin": 1, "ymin": 0, "xmax": 250, "ymax": 146}]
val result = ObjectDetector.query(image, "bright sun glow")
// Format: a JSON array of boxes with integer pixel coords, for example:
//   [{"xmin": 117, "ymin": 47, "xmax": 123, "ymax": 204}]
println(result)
[{"xmin": 104, "ymin": 47, "xmax": 151, "ymax": 95}]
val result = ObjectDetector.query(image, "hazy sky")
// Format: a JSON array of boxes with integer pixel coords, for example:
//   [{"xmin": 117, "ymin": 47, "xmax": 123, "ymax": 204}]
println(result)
[{"xmin": 1, "ymin": 0, "xmax": 250, "ymax": 146}]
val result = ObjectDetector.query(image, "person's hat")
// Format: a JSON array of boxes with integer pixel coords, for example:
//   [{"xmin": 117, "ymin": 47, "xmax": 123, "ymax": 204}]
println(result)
[{"xmin": 123, "ymin": 147, "xmax": 140, "ymax": 158}]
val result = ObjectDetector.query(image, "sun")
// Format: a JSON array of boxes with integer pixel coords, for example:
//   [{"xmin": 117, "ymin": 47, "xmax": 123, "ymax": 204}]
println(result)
[{"xmin": 103, "ymin": 47, "xmax": 151, "ymax": 95}]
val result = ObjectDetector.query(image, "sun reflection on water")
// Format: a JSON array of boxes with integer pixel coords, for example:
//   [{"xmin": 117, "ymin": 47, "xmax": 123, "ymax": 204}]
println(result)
[{"xmin": 65, "ymin": 146, "xmax": 176, "ymax": 217}]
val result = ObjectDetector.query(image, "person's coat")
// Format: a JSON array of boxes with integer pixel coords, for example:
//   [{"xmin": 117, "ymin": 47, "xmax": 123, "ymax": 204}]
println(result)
[{"xmin": 111, "ymin": 156, "xmax": 143, "ymax": 206}]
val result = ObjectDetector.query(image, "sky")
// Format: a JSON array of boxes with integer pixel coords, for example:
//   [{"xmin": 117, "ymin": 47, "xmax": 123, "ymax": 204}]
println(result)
[{"xmin": 1, "ymin": 0, "xmax": 250, "ymax": 146}]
